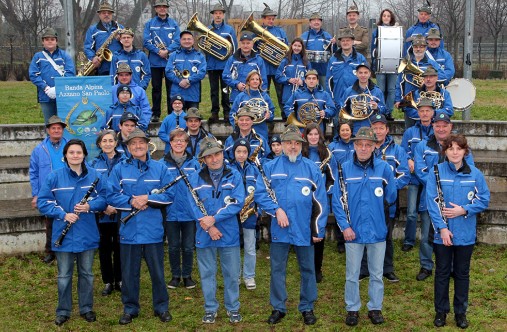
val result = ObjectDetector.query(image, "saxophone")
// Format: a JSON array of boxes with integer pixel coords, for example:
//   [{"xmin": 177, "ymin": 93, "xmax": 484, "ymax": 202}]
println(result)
[
  {"xmin": 78, "ymin": 29, "xmax": 120, "ymax": 76},
  {"xmin": 239, "ymin": 129, "xmax": 264, "ymax": 222}
]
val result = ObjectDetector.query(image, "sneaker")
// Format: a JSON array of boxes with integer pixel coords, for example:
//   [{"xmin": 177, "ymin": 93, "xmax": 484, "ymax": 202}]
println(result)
[
  {"xmin": 183, "ymin": 277, "xmax": 196, "ymax": 289},
  {"xmin": 114, "ymin": 281, "xmax": 122, "ymax": 291},
  {"xmin": 401, "ymin": 244, "xmax": 414, "ymax": 252},
  {"xmin": 368, "ymin": 310, "xmax": 385, "ymax": 324},
  {"xmin": 202, "ymin": 312, "xmax": 217, "ymax": 324},
  {"xmin": 227, "ymin": 310, "xmax": 242, "ymax": 323},
  {"xmin": 244, "ymin": 278, "xmax": 256, "ymax": 290},
  {"xmin": 167, "ymin": 277, "xmax": 181, "ymax": 289},
  {"xmin": 383, "ymin": 272, "xmax": 400, "ymax": 282},
  {"xmin": 416, "ymin": 268, "xmax": 432, "ymax": 281}
]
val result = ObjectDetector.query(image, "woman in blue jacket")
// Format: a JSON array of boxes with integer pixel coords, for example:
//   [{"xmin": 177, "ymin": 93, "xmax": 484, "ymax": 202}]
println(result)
[
  {"xmin": 426, "ymin": 134, "xmax": 490, "ymax": 329},
  {"xmin": 90, "ymin": 130, "xmax": 125, "ymax": 296},
  {"xmin": 328, "ymin": 121, "xmax": 355, "ymax": 165},
  {"xmin": 38, "ymin": 139, "xmax": 106, "ymax": 326},
  {"xmin": 275, "ymin": 38, "xmax": 311, "ymax": 108}
]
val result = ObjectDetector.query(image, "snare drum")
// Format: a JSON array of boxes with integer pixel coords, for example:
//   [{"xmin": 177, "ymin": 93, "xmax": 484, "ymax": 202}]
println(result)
[
  {"xmin": 306, "ymin": 50, "xmax": 331, "ymax": 64},
  {"xmin": 446, "ymin": 78, "xmax": 476, "ymax": 110},
  {"xmin": 376, "ymin": 26, "xmax": 403, "ymax": 73}
]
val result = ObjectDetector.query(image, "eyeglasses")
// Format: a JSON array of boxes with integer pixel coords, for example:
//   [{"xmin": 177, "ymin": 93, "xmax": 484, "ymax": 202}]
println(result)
[{"xmin": 171, "ymin": 139, "xmax": 187, "ymax": 143}]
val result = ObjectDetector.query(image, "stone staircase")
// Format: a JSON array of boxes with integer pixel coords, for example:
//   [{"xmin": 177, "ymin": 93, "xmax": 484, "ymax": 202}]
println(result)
[{"xmin": 1, "ymin": 120, "xmax": 506, "ymax": 254}]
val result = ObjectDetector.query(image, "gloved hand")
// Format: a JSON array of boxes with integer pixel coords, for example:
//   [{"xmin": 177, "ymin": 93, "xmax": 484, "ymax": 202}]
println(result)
[{"xmin": 44, "ymin": 86, "xmax": 56, "ymax": 99}]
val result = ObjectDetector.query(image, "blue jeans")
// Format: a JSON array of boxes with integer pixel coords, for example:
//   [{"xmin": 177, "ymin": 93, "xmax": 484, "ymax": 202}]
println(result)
[
  {"xmin": 55, "ymin": 249, "xmax": 95, "ymax": 317},
  {"xmin": 434, "ymin": 244, "xmax": 474, "ymax": 314},
  {"xmin": 345, "ymin": 242, "xmax": 386, "ymax": 311},
  {"xmin": 40, "ymin": 101, "xmax": 57, "ymax": 124},
  {"xmin": 375, "ymin": 73, "xmax": 397, "ymax": 114},
  {"xmin": 404, "ymin": 184, "xmax": 420, "ymax": 246},
  {"xmin": 242, "ymin": 228, "xmax": 256, "ymax": 279},
  {"xmin": 120, "ymin": 243, "xmax": 169, "ymax": 315},
  {"xmin": 270, "ymin": 242, "xmax": 317, "ymax": 312},
  {"xmin": 419, "ymin": 211, "xmax": 434, "ymax": 270},
  {"xmin": 164, "ymin": 221, "xmax": 195, "ymax": 278},
  {"xmin": 196, "ymin": 246, "xmax": 240, "ymax": 313}
]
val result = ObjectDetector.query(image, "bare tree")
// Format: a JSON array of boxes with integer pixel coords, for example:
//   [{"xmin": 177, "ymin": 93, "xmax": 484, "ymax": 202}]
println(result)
[
  {"xmin": 435, "ymin": 0, "xmax": 465, "ymax": 63},
  {"xmin": 477, "ymin": 0, "xmax": 507, "ymax": 69}
]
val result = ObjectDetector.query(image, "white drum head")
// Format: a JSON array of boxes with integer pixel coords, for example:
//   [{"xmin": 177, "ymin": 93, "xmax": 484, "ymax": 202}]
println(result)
[{"xmin": 446, "ymin": 78, "xmax": 476, "ymax": 110}]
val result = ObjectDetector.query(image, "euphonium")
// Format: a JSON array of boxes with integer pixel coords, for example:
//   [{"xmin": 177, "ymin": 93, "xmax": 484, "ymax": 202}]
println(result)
[
  {"xmin": 419, "ymin": 90, "xmax": 443, "ymax": 109},
  {"xmin": 398, "ymin": 55, "xmax": 424, "ymax": 87},
  {"xmin": 78, "ymin": 29, "xmax": 119, "ymax": 76},
  {"xmin": 239, "ymin": 13, "xmax": 289, "ymax": 67},
  {"xmin": 339, "ymin": 93, "xmax": 379, "ymax": 121},
  {"xmin": 285, "ymin": 102, "xmax": 321, "ymax": 128},
  {"xmin": 187, "ymin": 13, "xmax": 233, "ymax": 61}
]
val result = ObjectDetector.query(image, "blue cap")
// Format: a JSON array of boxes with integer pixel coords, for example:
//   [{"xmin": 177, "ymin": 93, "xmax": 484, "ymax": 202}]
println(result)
[
  {"xmin": 356, "ymin": 62, "xmax": 371, "ymax": 71},
  {"xmin": 270, "ymin": 135, "xmax": 282, "ymax": 145},
  {"xmin": 120, "ymin": 112, "xmax": 139, "ymax": 124},
  {"xmin": 240, "ymin": 31, "xmax": 255, "ymax": 41},
  {"xmin": 433, "ymin": 112, "xmax": 451, "ymax": 123},
  {"xmin": 370, "ymin": 114, "xmax": 387, "ymax": 124}
]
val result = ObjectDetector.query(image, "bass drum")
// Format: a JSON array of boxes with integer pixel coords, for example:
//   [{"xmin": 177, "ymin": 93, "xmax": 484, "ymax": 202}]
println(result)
[
  {"xmin": 376, "ymin": 26, "xmax": 403, "ymax": 73},
  {"xmin": 446, "ymin": 78, "xmax": 476, "ymax": 110}
]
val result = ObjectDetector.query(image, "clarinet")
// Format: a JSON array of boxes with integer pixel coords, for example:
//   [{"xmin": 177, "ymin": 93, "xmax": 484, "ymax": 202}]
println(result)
[
  {"xmin": 338, "ymin": 164, "xmax": 351, "ymax": 225},
  {"xmin": 433, "ymin": 164, "xmax": 448, "ymax": 226},
  {"xmin": 120, "ymin": 175, "xmax": 183, "ymax": 224},
  {"xmin": 251, "ymin": 129, "xmax": 278, "ymax": 204},
  {"xmin": 54, "ymin": 178, "xmax": 99, "ymax": 247},
  {"xmin": 177, "ymin": 166, "xmax": 208, "ymax": 216}
]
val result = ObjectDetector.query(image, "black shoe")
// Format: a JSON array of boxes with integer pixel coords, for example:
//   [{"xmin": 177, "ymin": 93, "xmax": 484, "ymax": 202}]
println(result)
[
  {"xmin": 102, "ymin": 283, "xmax": 113, "ymax": 296},
  {"xmin": 384, "ymin": 272, "xmax": 400, "ymax": 282},
  {"xmin": 43, "ymin": 253, "xmax": 56, "ymax": 264},
  {"xmin": 223, "ymin": 112, "xmax": 230, "ymax": 121},
  {"xmin": 368, "ymin": 310, "xmax": 385, "ymax": 324},
  {"xmin": 434, "ymin": 312, "xmax": 447, "ymax": 327},
  {"xmin": 345, "ymin": 311, "xmax": 359, "ymax": 326},
  {"xmin": 81, "ymin": 311, "xmax": 96, "ymax": 322},
  {"xmin": 385, "ymin": 114, "xmax": 395, "ymax": 121},
  {"xmin": 150, "ymin": 115, "xmax": 160, "ymax": 123},
  {"xmin": 267, "ymin": 310, "xmax": 286, "ymax": 324},
  {"xmin": 359, "ymin": 274, "xmax": 369, "ymax": 281},
  {"xmin": 167, "ymin": 277, "xmax": 180, "ymax": 289},
  {"xmin": 208, "ymin": 113, "xmax": 219, "ymax": 123},
  {"xmin": 401, "ymin": 244, "xmax": 413, "ymax": 252},
  {"xmin": 302, "ymin": 310, "xmax": 317, "ymax": 325},
  {"xmin": 316, "ymin": 271, "xmax": 323, "ymax": 283},
  {"xmin": 119, "ymin": 313, "xmax": 138, "ymax": 325},
  {"xmin": 337, "ymin": 244, "xmax": 346, "ymax": 253},
  {"xmin": 416, "ymin": 268, "xmax": 432, "ymax": 281},
  {"xmin": 155, "ymin": 311, "xmax": 172, "ymax": 323},
  {"xmin": 114, "ymin": 281, "xmax": 122, "ymax": 291},
  {"xmin": 455, "ymin": 313, "xmax": 468, "ymax": 329},
  {"xmin": 55, "ymin": 315, "xmax": 69, "ymax": 326},
  {"xmin": 183, "ymin": 277, "xmax": 196, "ymax": 289}
]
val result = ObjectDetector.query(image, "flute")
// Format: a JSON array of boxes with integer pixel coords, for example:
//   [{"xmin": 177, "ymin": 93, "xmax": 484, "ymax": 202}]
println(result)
[
  {"xmin": 120, "ymin": 175, "xmax": 183, "ymax": 224},
  {"xmin": 54, "ymin": 178, "xmax": 99, "ymax": 247}
]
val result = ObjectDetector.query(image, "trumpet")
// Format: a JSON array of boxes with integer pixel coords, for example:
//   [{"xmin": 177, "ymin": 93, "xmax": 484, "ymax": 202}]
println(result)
[
  {"xmin": 174, "ymin": 68, "xmax": 190, "ymax": 79},
  {"xmin": 239, "ymin": 13, "xmax": 289, "ymax": 67},
  {"xmin": 187, "ymin": 13, "xmax": 233, "ymax": 60},
  {"xmin": 292, "ymin": 69, "xmax": 305, "ymax": 93}
]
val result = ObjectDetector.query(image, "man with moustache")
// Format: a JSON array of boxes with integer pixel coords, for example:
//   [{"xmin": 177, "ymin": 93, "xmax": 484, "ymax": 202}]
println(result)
[
  {"xmin": 143, "ymin": 0, "xmax": 181, "ymax": 121},
  {"xmin": 339, "ymin": 2, "xmax": 369, "ymax": 58},
  {"xmin": 426, "ymin": 28, "xmax": 455, "ymax": 85},
  {"xmin": 255, "ymin": 125, "xmax": 328, "ymax": 326},
  {"xmin": 183, "ymin": 108, "xmax": 216, "ymax": 158},
  {"xmin": 84, "ymin": 1, "xmax": 124, "ymax": 76}
]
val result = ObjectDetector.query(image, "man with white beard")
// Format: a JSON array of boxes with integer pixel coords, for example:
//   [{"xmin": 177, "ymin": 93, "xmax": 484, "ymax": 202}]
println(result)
[{"xmin": 254, "ymin": 124, "xmax": 328, "ymax": 326}]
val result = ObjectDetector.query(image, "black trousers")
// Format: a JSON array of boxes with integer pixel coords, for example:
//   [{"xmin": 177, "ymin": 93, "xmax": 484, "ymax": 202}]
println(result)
[
  {"xmin": 151, "ymin": 67, "xmax": 172, "ymax": 117},
  {"xmin": 266, "ymin": 75, "xmax": 284, "ymax": 120},
  {"xmin": 208, "ymin": 70, "xmax": 230, "ymax": 116},
  {"xmin": 98, "ymin": 221, "xmax": 122, "ymax": 285},
  {"xmin": 44, "ymin": 217, "xmax": 53, "ymax": 254},
  {"xmin": 314, "ymin": 239, "xmax": 325, "ymax": 273}
]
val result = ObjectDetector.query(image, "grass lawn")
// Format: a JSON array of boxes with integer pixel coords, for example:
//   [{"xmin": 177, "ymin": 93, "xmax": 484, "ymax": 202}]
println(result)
[
  {"xmin": 1, "ymin": 79, "xmax": 506, "ymax": 124},
  {"xmin": 0, "ymin": 241, "xmax": 506, "ymax": 330}
]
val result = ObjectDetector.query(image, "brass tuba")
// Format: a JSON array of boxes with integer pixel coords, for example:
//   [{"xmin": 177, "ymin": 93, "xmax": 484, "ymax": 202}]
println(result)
[
  {"xmin": 78, "ymin": 29, "xmax": 119, "ymax": 76},
  {"xmin": 398, "ymin": 55, "xmax": 424, "ymax": 88},
  {"xmin": 286, "ymin": 102, "xmax": 321, "ymax": 128},
  {"xmin": 239, "ymin": 13, "xmax": 289, "ymax": 67},
  {"xmin": 419, "ymin": 90, "xmax": 444, "ymax": 109},
  {"xmin": 339, "ymin": 93, "xmax": 379, "ymax": 121},
  {"xmin": 187, "ymin": 13, "xmax": 233, "ymax": 61}
]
